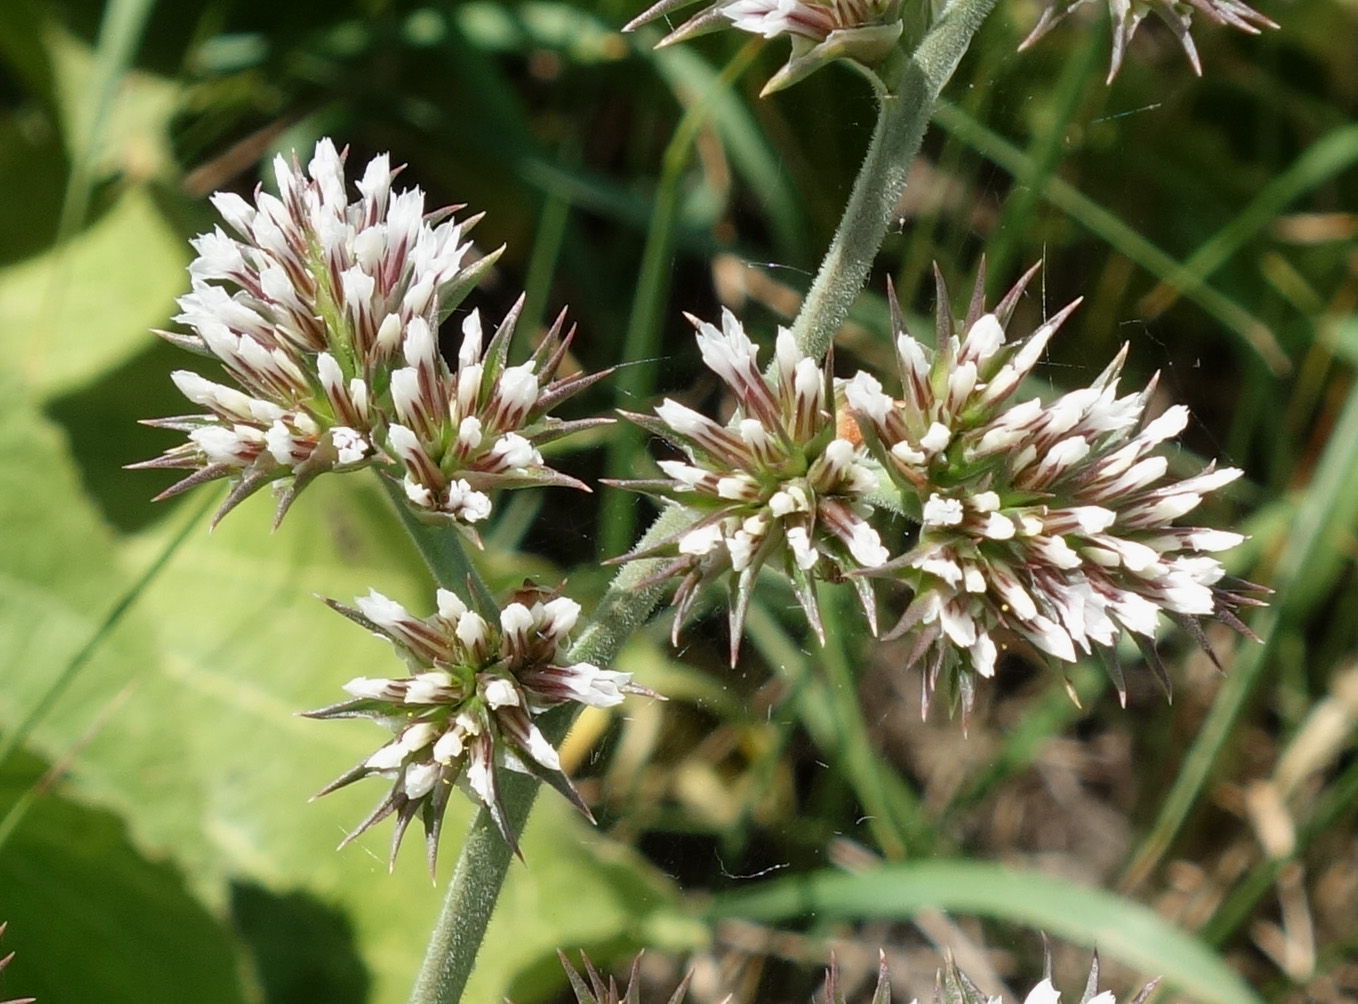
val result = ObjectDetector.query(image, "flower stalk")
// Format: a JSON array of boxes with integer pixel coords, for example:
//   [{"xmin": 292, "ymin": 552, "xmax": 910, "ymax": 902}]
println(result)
[{"xmin": 790, "ymin": 0, "xmax": 1001, "ymax": 360}]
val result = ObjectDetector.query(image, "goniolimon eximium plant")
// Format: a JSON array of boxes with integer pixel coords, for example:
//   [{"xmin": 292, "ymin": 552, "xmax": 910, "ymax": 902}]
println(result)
[{"xmin": 130, "ymin": 0, "xmax": 1275, "ymax": 1000}]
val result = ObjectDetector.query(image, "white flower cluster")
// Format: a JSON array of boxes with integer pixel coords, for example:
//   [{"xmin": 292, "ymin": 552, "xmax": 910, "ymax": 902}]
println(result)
[
  {"xmin": 306, "ymin": 585, "xmax": 643, "ymax": 866},
  {"xmin": 610, "ymin": 309, "xmax": 887, "ymax": 665},
  {"xmin": 845, "ymin": 264, "xmax": 1261, "ymax": 715},
  {"xmin": 136, "ymin": 140, "xmax": 607, "ymax": 534}
]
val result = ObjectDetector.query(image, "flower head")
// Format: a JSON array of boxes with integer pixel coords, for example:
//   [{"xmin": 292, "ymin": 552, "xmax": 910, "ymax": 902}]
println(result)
[
  {"xmin": 1018, "ymin": 0, "xmax": 1277, "ymax": 82},
  {"xmin": 624, "ymin": 0, "xmax": 905, "ymax": 94},
  {"xmin": 846, "ymin": 263, "xmax": 1263, "ymax": 717},
  {"xmin": 303, "ymin": 584, "xmax": 645, "ymax": 869},
  {"xmin": 134, "ymin": 140, "xmax": 609, "ymax": 532},
  {"xmin": 610, "ymin": 310, "xmax": 887, "ymax": 665}
]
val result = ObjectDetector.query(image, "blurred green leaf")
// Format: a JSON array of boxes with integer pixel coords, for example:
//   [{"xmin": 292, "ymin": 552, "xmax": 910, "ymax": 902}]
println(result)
[
  {"xmin": 708, "ymin": 862, "xmax": 1265, "ymax": 1004},
  {"xmin": 0, "ymin": 376, "xmax": 204, "ymax": 854},
  {"xmin": 49, "ymin": 0, "xmax": 166, "ymax": 233},
  {"xmin": 0, "ymin": 115, "xmax": 70, "ymax": 268},
  {"xmin": 0, "ymin": 0, "xmax": 57, "ymax": 115},
  {"xmin": 0, "ymin": 187, "xmax": 185, "ymax": 396},
  {"xmin": 1123, "ymin": 374, "xmax": 1358, "ymax": 889},
  {"xmin": 1139, "ymin": 124, "xmax": 1358, "ymax": 319},
  {"xmin": 0, "ymin": 751, "xmax": 248, "ymax": 1004}
]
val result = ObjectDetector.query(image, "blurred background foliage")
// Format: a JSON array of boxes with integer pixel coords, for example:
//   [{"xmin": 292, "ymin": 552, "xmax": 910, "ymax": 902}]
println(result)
[{"xmin": 0, "ymin": 0, "xmax": 1357, "ymax": 1001}]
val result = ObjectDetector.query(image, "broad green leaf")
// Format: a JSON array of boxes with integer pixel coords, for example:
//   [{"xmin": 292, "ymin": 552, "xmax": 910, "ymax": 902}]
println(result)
[
  {"xmin": 0, "ymin": 187, "xmax": 186, "ymax": 396},
  {"xmin": 0, "ymin": 751, "xmax": 247, "ymax": 1004},
  {"xmin": 708, "ymin": 861, "xmax": 1265, "ymax": 1004}
]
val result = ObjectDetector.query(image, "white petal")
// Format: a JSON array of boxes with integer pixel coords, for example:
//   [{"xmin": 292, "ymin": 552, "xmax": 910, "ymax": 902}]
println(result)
[
  {"xmin": 1142, "ymin": 404, "xmax": 1190, "ymax": 444},
  {"xmin": 844, "ymin": 371, "xmax": 890, "ymax": 424},
  {"xmin": 1187, "ymin": 529, "xmax": 1245, "ymax": 552},
  {"xmin": 540, "ymin": 597, "xmax": 580, "ymax": 637},
  {"xmin": 1022, "ymin": 978, "xmax": 1061, "ymax": 1004},
  {"xmin": 981, "ymin": 513, "xmax": 1016, "ymax": 540},
  {"xmin": 786, "ymin": 526, "xmax": 819, "ymax": 570},
  {"xmin": 331, "ymin": 426, "xmax": 368, "ymax": 466},
  {"xmin": 432, "ymin": 729, "xmax": 465, "ymax": 764},
  {"xmin": 920, "ymin": 422, "xmax": 952, "ymax": 453},
  {"xmin": 1071, "ymin": 505, "xmax": 1117, "ymax": 534},
  {"xmin": 456, "ymin": 611, "xmax": 489, "ymax": 650},
  {"xmin": 403, "ymin": 761, "xmax": 440, "ymax": 800},
  {"xmin": 365, "ymin": 742, "xmax": 407, "ymax": 771},
  {"xmin": 483, "ymin": 677, "xmax": 520, "ymax": 709},
  {"xmin": 355, "ymin": 589, "xmax": 409, "ymax": 631},
  {"xmin": 656, "ymin": 399, "xmax": 712, "ymax": 438},
  {"xmin": 498, "ymin": 363, "xmax": 540, "ymax": 413},
  {"xmin": 679, "ymin": 522, "xmax": 724, "ymax": 556},
  {"xmin": 922, "ymin": 494, "xmax": 965, "ymax": 528},
  {"xmin": 436, "ymin": 588, "xmax": 467, "ymax": 622},
  {"xmin": 970, "ymin": 632, "xmax": 998, "ymax": 678},
  {"xmin": 846, "ymin": 522, "xmax": 889, "ymax": 567},
  {"xmin": 962, "ymin": 313, "xmax": 1005, "ymax": 361},
  {"xmin": 500, "ymin": 603, "xmax": 534, "ymax": 638},
  {"xmin": 940, "ymin": 603, "xmax": 978, "ymax": 647},
  {"xmin": 342, "ymin": 677, "xmax": 392, "ymax": 700}
]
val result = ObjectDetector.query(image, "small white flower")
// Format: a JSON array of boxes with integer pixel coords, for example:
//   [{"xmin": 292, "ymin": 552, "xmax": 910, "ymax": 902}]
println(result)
[
  {"xmin": 679, "ymin": 522, "xmax": 725, "ymax": 556},
  {"xmin": 342, "ymin": 676, "xmax": 393, "ymax": 700}
]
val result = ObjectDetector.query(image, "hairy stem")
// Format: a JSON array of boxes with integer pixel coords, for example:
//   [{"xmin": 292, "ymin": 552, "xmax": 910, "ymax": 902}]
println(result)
[{"xmin": 790, "ymin": 0, "xmax": 1000, "ymax": 359}]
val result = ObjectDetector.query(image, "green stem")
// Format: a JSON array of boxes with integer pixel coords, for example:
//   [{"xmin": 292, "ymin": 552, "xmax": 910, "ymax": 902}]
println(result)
[{"xmin": 790, "ymin": 0, "xmax": 1000, "ymax": 359}]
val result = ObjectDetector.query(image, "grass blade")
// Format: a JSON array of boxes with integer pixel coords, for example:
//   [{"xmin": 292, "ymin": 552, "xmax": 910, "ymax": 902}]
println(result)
[{"xmin": 708, "ymin": 861, "xmax": 1265, "ymax": 1004}]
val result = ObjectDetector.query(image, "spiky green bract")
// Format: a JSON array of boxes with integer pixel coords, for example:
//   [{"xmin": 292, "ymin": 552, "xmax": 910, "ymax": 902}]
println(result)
[
  {"xmin": 608, "ymin": 309, "xmax": 888, "ymax": 665},
  {"xmin": 303, "ymin": 584, "xmax": 645, "ymax": 871},
  {"xmin": 623, "ymin": 0, "xmax": 905, "ymax": 94},
  {"xmin": 844, "ymin": 263, "xmax": 1264, "ymax": 720},
  {"xmin": 133, "ymin": 139, "xmax": 610, "ymax": 534}
]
